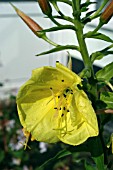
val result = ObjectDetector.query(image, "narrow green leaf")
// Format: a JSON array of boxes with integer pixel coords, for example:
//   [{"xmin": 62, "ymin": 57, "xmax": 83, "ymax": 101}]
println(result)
[
  {"xmin": 0, "ymin": 150, "xmax": 5, "ymax": 163},
  {"xmin": 85, "ymin": 32, "xmax": 113, "ymax": 43},
  {"xmin": 90, "ymin": 50, "xmax": 113, "ymax": 63},
  {"xmin": 85, "ymin": 161, "xmax": 96, "ymax": 170},
  {"xmin": 37, "ymin": 25, "xmax": 76, "ymax": 33},
  {"xmin": 38, "ymin": 149, "xmax": 71, "ymax": 170},
  {"xmin": 92, "ymin": 154, "xmax": 106, "ymax": 170},
  {"xmin": 80, "ymin": 1, "xmax": 96, "ymax": 10},
  {"xmin": 100, "ymin": 92, "xmax": 113, "ymax": 109},
  {"xmin": 86, "ymin": 10, "xmax": 96, "ymax": 18},
  {"xmin": 96, "ymin": 62, "xmax": 113, "ymax": 81},
  {"xmin": 81, "ymin": 11, "xmax": 95, "ymax": 24},
  {"xmin": 36, "ymin": 45, "xmax": 79, "ymax": 56},
  {"xmin": 49, "ymin": 0, "xmax": 72, "ymax": 6},
  {"xmin": 87, "ymin": 137, "xmax": 105, "ymax": 169}
]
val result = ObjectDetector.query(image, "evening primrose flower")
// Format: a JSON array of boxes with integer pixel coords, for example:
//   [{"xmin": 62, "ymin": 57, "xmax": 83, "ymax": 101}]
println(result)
[{"xmin": 16, "ymin": 62, "xmax": 99, "ymax": 146}]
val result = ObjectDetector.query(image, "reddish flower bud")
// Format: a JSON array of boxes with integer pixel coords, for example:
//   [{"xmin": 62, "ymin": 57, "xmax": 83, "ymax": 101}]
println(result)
[
  {"xmin": 38, "ymin": 0, "xmax": 52, "ymax": 16},
  {"xmin": 11, "ymin": 3, "xmax": 45, "ymax": 38},
  {"xmin": 101, "ymin": 0, "xmax": 113, "ymax": 24}
]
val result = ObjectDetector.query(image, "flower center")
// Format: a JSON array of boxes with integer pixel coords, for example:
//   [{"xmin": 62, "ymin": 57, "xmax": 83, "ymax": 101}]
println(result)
[{"xmin": 50, "ymin": 86, "xmax": 74, "ymax": 137}]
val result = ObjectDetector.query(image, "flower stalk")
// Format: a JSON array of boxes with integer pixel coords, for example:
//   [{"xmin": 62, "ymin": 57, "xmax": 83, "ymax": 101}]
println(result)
[
  {"xmin": 72, "ymin": 0, "xmax": 94, "ymax": 78},
  {"xmin": 90, "ymin": 0, "xmax": 109, "ymax": 20}
]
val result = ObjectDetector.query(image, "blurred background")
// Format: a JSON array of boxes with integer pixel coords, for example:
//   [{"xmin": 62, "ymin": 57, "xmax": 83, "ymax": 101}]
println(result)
[{"xmin": 0, "ymin": 0, "xmax": 113, "ymax": 169}]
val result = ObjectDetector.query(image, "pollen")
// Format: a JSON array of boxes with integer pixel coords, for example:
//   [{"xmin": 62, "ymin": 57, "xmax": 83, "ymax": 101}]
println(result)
[
  {"xmin": 63, "ymin": 107, "xmax": 66, "ymax": 110},
  {"xmin": 63, "ymin": 94, "xmax": 67, "ymax": 98}
]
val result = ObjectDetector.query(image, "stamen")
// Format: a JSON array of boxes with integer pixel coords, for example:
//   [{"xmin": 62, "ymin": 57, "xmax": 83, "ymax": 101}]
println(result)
[
  {"xmin": 66, "ymin": 88, "xmax": 70, "ymax": 93},
  {"xmin": 49, "ymin": 87, "xmax": 56, "ymax": 106},
  {"xmin": 71, "ymin": 90, "xmax": 73, "ymax": 94},
  {"xmin": 51, "ymin": 86, "xmax": 73, "ymax": 137},
  {"xmin": 63, "ymin": 94, "xmax": 67, "ymax": 98},
  {"xmin": 22, "ymin": 129, "xmax": 31, "ymax": 150}
]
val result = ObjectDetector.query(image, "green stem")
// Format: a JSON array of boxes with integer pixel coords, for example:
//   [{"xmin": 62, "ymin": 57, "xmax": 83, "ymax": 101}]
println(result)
[
  {"xmin": 76, "ymin": 22, "xmax": 93, "ymax": 75},
  {"xmin": 72, "ymin": 0, "xmax": 94, "ymax": 78},
  {"xmin": 85, "ymin": 22, "xmax": 103, "ymax": 38},
  {"xmin": 57, "ymin": 0, "xmax": 72, "ymax": 6},
  {"xmin": 43, "ymin": 35, "xmax": 58, "ymax": 46},
  {"xmin": 55, "ymin": 15, "xmax": 74, "ymax": 24},
  {"xmin": 71, "ymin": 1, "xmax": 99, "ymax": 100},
  {"xmin": 92, "ymin": 22, "xmax": 103, "ymax": 34},
  {"xmin": 49, "ymin": 15, "xmax": 61, "ymax": 26},
  {"xmin": 105, "ymin": 81, "xmax": 113, "ymax": 91},
  {"xmin": 51, "ymin": 1, "xmax": 64, "ymax": 16},
  {"xmin": 104, "ymin": 43, "xmax": 113, "ymax": 51},
  {"xmin": 71, "ymin": 2, "xmax": 106, "ymax": 168},
  {"xmin": 90, "ymin": 0, "xmax": 109, "ymax": 20}
]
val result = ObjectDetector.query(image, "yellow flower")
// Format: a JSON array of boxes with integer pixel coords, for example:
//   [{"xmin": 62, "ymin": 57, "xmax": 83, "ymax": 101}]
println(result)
[{"xmin": 16, "ymin": 62, "xmax": 99, "ymax": 146}]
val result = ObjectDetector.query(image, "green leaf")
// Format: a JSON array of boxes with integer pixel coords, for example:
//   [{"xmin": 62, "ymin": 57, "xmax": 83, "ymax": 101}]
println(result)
[
  {"xmin": 87, "ymin": 137, "xmax": 105, "ymax": 170},
  {"xmin": 38, "ymin": 149, "xmax": 72, "ymax": 170},
  {"xmin": 90, "ymin": 50, "xmax": 113, "ymax": 63},
  {"xmin": 81, "ymin": 10, "xmax": 96, "ymax": 24},
  {"xmin": 100, "ymin": 92, "xmax": 113, "ymax": 109},
  {"xmin": 92, "ymin": 154, "xmax": 105, "ymax": 170},
  {"xmin": 85, "ymin": 161, "xmax": 97, "ymax": 170},
  {"xmin": 49, "ymin": 0, "xmax": 72, "ymax": 6},
  {"xmin": 96, "ymin": 62, "xmax": 113, "ymax": 81},
  {"xmin": 0, "ymin": 150, "xmax": 5, "ymax": 163},
  {"xmin": 85, "ymin": 32, "xmax": 113, "ymax": 43},
  {"xmin": 80, "ymin": 1, "xmax": 96, "ymax": 10},
  {"xmin": 11, "ymin": 150, "xmax": 24, "ymax": 158},
  {"xmin": 38, "ymin": 25, "xmax": 76, "ymax": 33},
  {"xmin": 36, "ymin": 45, "xmax": 79, "ymax": 56}
]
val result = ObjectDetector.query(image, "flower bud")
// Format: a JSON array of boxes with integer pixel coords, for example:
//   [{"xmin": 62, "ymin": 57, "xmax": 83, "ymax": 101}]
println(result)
[
  {"xmin": 100, "ymin": 0, "xmax": 113, "ymax": 24},
  {"xmin": 11, "ymin": 3, "xmax": 45, "ymax": 38},
  {"xmin": 38, "ymin": 0, "xmax": 52, "ymax": 16}
]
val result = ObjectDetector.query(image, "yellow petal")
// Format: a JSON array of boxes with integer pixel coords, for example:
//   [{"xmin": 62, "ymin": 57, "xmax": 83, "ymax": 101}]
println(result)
[
  {"xmin": 56, "ymin": 62, "xmax": 81, "ymax": 85},
  {"xmin": 16, "ymin": 62, "xmax": 98, "ymax": 146},
  {"xmin": 58, "ymin": 90, "xmax": 98, "ymax": 145},
  {"xmin": 18, "ymin": 95, "xmax": 60, "ymax": 143},
  {"xmin": 17, "ymin": 62, "xmax": 81, "ymax": 103}
]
